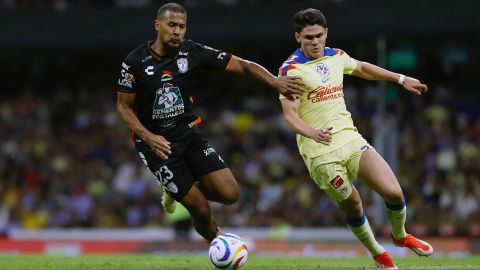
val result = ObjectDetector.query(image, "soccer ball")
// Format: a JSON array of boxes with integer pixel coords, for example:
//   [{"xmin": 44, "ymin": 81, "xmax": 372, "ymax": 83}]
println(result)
[{"xmin": 209, "ymin": 233, "xmax": 248, "ymax": 270}]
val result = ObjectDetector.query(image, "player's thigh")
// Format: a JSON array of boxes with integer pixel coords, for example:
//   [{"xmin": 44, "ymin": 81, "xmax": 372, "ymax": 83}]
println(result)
[
  {"xmin": 179, "ymin": 183, "xmax": 212, "ymax": 218},
  {"xmin": 136, "ymin": 141, "xmax": 195, "ymax": 201},
  {"xmin": 185, "ymin": 131, "xmax": 238, "ymax": 201},
  {"xmin": 198, "ymin": 168, "xmax": 239, "ymax": 203},
  {"xmin": 309, "ymin": 157, "xmax": 352, "ymax": 203},
  {"xmin": 357, "ymin": 148, "xmax": 403, "ymax": 203}
]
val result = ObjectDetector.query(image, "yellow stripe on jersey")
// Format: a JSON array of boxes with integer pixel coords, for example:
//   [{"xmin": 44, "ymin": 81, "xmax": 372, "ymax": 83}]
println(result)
[{"xmin": 279, "ymin": 48, "xmax": 358, "ymax": 157}]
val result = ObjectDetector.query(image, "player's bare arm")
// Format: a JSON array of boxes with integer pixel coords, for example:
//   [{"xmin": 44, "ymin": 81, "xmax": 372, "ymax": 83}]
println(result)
[
  {"xmin": 117, "ymin": 92, "xmax": 171, "ymax": 159},
  {"xmin": 226, "ymin": 55, "xmax": 305, "ymax": 99},
  {"xmin": 351, "ymin": 60, "xmax": 428, "ymax": 95},
  {"xmin": 280, "ymin": 98, "xmax": 332, "ymax": 145}
]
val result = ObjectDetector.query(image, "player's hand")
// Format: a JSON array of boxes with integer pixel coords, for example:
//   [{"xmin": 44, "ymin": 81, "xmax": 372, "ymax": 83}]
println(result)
[
  {"xmin": 145, "ymin": 133, "xmax": 172, "ymax": 160},
  {"xmin": 273, "ymin": 76, "xmax": 305, "ymax": 100},
  {"xmin": 308, "ymin": 127, "xmax": 333, "ymax": 145},
  {"xmin": 403, "ymin": 77, "xmax": 428, "ymax": 96}
]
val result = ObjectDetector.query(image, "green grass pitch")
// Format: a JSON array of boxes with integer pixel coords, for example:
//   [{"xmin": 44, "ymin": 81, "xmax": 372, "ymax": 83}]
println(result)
[{"xmin": 1, "ymin": 254, "xmax": 479, "ymax": 270}]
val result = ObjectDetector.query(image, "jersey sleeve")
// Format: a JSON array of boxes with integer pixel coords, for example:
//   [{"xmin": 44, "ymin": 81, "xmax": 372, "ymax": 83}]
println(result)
[
  {"xmin": 195, "ymin": 42, "xmax": 232, "ymax": 70},
  {"xmin": 117, "ymin": 55, "xmax": 138, "ymax": 94},
  {"xmin": 278, "ymin": 65, "xmax": 301, "ymax": 100},
  {"xmin": 341, "ymin": 50, "xmax": 357, "ymax": 75}
]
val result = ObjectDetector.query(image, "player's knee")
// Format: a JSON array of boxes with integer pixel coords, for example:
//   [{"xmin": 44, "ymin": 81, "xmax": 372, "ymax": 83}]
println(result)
[
  {"xmin": 382, "ymin": 186, "xmax": 403, "ymax": 205},
  {"xmin": 340, "ymin": 194, "xmax": 363, "ymax": 217},
  {"xmin": 221, "ymin": 185, "xmax": 239, "ymax": 205}
]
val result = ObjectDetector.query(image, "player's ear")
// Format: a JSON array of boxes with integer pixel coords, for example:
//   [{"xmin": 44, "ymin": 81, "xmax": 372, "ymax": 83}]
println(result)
[
  {"xmin": 295, "ymin": 32, "xmax": 300, "ymax": 43},
  {"xmin": 154, "ymin": 20, "xmax": 160, "ymax": 31}
]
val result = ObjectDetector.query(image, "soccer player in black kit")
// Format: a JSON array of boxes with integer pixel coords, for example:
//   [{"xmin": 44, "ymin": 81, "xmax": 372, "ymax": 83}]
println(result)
[{"xmin": 116, "ymin": 3, "xmax": 304, "ymax": 242}]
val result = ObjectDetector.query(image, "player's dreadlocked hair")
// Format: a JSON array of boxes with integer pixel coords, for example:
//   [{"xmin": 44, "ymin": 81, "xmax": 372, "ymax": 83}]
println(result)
[
  {"xmin": 293, "ymin": 8, "xmax": 327, "ymax": 32},
  {"xmin": 157, "ymin": 2, "xmax": 187, "ymax": 19}
]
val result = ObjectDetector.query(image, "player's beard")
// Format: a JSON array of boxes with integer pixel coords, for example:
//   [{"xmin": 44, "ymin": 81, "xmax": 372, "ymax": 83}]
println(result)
[{"xmin": 165, "ymin": 39, "xmax": 182, "ymax": 54}]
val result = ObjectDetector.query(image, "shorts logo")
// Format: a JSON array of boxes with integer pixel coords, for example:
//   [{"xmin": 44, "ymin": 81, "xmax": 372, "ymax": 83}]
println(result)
[
  {"xmin": 361, "ymin": 145, "xmax": 370, "ymax": 151},
  {"xmin": 340, "ymin": 186, "xmax": 349, "ymax": 195},
  {"xmin": 204, "ymin": 147, "xmax": 215, "ymax": 156},
  {"xmin": 167, "ymin": 182, "xmax": 178, "ymax": 193},
  {"xmin": 329, "ymin": 175, "xmax": 344, "ymax": 189}
]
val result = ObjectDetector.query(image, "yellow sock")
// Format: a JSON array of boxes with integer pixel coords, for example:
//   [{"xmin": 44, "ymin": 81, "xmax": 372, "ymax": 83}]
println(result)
[
  {"xmin": 385, "ymin": 201, "xmax": 407, "ymax": 240},
  {"xmin": 347, "ymin": 214, "xmax": 385, "ymax": 256}
]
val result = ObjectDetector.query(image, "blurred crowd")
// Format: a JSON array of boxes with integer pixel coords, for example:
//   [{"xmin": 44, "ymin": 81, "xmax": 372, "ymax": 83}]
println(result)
[
  {"xmin": 0, "ymin": 0, "xmax": 343, "ymax": 11},
  {"xmin": 0, "ymin": 77, "xmax": 479, "ymax": 237}
]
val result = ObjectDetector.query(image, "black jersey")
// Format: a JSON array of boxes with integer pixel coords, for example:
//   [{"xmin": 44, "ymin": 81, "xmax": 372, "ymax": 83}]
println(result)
[{"xmin": 117, "ymin": 40, "xmax": 232, "ymax": 140}]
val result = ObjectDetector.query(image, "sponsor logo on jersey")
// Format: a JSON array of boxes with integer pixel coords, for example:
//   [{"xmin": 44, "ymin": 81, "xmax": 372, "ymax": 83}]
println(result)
[
  {"xmin": 152, "ymin": 83, "xmax": 184, "ymax": 120},
  {"xmin": 118, "ymin": 64, "xmax": 135, "ymax": 88},
  {"xmin": 177, "ymin": 58, "xmax": 188, "ymax": 73},
  {"xmin": 142, "ymin": 55, "xmax": 153, "ymax": 63},
  {"xmin": 307, "ymin": 84, "xmax": 344, "ymax": 103},
  {"xmin": 179, "ymin": 51, "xmax": 189, "ymax": 56},
  {"xmin": 145, "ymin": 66, "xmax": 154, "ymax": 75},
  {"xmin": 329, "ymin": 175, "xmax": 344, "ymax": 189},
  {"xmin": 161, "ymin": 71, "xmax": 173, "ymax": 81}
]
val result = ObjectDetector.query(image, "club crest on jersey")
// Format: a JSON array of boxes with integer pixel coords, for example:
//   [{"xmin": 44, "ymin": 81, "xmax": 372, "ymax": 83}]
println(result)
[
  {"xmin": 316, "ymin": 63, "xmax": 330, "ymax": 76},
  {"xmin": 177, "ymin": 58, "xmax": 188, "ymax": 73}
]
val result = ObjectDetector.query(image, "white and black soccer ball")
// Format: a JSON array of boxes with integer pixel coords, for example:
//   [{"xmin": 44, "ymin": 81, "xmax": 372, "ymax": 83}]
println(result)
[{"xmin": 208, "ymin": 233, "xmax": 248, "ymax": 270}]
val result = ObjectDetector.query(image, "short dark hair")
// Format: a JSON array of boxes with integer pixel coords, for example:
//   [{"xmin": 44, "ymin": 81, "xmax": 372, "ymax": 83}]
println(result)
[
  {"xmin": 157, "ymin": 2, "xmax": 187, "ymax": 19},
  {"xmin": 293, "ymin": 8, "xmax": 327, "ymax": 32}
]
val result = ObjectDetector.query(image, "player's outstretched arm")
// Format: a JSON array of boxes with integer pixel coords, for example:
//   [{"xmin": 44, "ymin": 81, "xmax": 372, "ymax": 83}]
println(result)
[
  {"xmin": 280, "ymin": 98, "xmax": 332, "ymax": 145},
  {"xmin": 226, "ymin": 55, "xmax": 305, "ymax": 99},
  {"xmin": 117, "ymin": 92, "xmax": 171, "ymax": 159},
  {"xmin": 351, "ymin": 60, "xmax": 428, "ymax": 95}
]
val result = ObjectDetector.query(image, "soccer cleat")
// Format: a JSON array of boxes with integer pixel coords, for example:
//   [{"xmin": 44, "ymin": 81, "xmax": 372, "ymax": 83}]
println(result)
[
  {"xmin": 391, "ymin": 233, "xmax": 433, "ymax": 256},
  {"xmin": 373, "ymin": 251, "xmax": 398, "ymax": 269},
  {"xmin": 161, "ymin": 188, "xmax": 176, "ymax": 214}
]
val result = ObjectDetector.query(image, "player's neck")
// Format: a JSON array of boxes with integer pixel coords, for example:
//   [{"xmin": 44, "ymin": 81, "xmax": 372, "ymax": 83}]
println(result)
[{"xmin": 150, "ymin": 39, "xmax": 179, "ymax": 57}]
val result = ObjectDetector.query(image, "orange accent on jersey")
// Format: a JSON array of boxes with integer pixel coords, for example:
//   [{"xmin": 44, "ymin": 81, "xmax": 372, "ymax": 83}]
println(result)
[
  {"xmin": 117, "ymin": 91, "xmax": 136, "ymax": 95},
  {"xmin": 190, "ymin": 96, "xmax": 194, "ymax": 103},
  {"xmin": 188, "ymin": 117, "xmax": 202, "ymax": 128}
]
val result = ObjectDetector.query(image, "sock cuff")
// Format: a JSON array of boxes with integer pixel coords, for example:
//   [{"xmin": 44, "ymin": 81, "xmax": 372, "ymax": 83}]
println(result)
[
  {"xmin": 385, "ymin": 200, "xmax": 406, "ymax": 211},
  {"xmin": 346, "ymin": 213, "xmax": 366, "ymax": 227}
]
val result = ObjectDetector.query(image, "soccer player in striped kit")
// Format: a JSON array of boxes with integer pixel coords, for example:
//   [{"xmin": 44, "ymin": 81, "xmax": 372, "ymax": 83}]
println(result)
[{"xmin": 279, "ymin": 8, "xmax": 433, "ymax": 269}]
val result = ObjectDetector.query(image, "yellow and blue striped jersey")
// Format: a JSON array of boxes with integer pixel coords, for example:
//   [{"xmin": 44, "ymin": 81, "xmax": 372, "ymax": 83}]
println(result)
[{"xmin": 279, "ymin": 47, "xmax": 358, "ymax": 157}]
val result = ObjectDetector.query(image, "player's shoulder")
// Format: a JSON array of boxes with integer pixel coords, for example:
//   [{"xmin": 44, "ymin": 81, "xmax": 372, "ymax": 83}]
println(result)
[
  {"xmin": 279, "ymin": 49, "xmax": 311, "ymax": 76},
  {"xmin": 123, "ymin": 42, "xmax": 149, "ymax": 65},
  {"xmin": 182, "ymin": 39, "xmax": 220, "ymax": 54},
  {"xmin": 324, "ymin": 47, "xmax": 347, "ymax": 57}
]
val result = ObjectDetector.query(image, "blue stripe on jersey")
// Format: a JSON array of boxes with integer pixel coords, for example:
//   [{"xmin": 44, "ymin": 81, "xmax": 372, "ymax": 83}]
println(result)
[
  {"xmin": 279, "ymin": 47, "xmax": 340, "ymax": 76},
  {"xmin": 324, "ymin": 47, "xmax": 338, "ymax": 56}
]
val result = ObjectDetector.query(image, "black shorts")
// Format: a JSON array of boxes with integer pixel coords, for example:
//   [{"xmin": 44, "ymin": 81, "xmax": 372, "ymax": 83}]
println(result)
[{"xmin": 135, "ymin": 128, "xmax": 227, "ymax": 201}]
